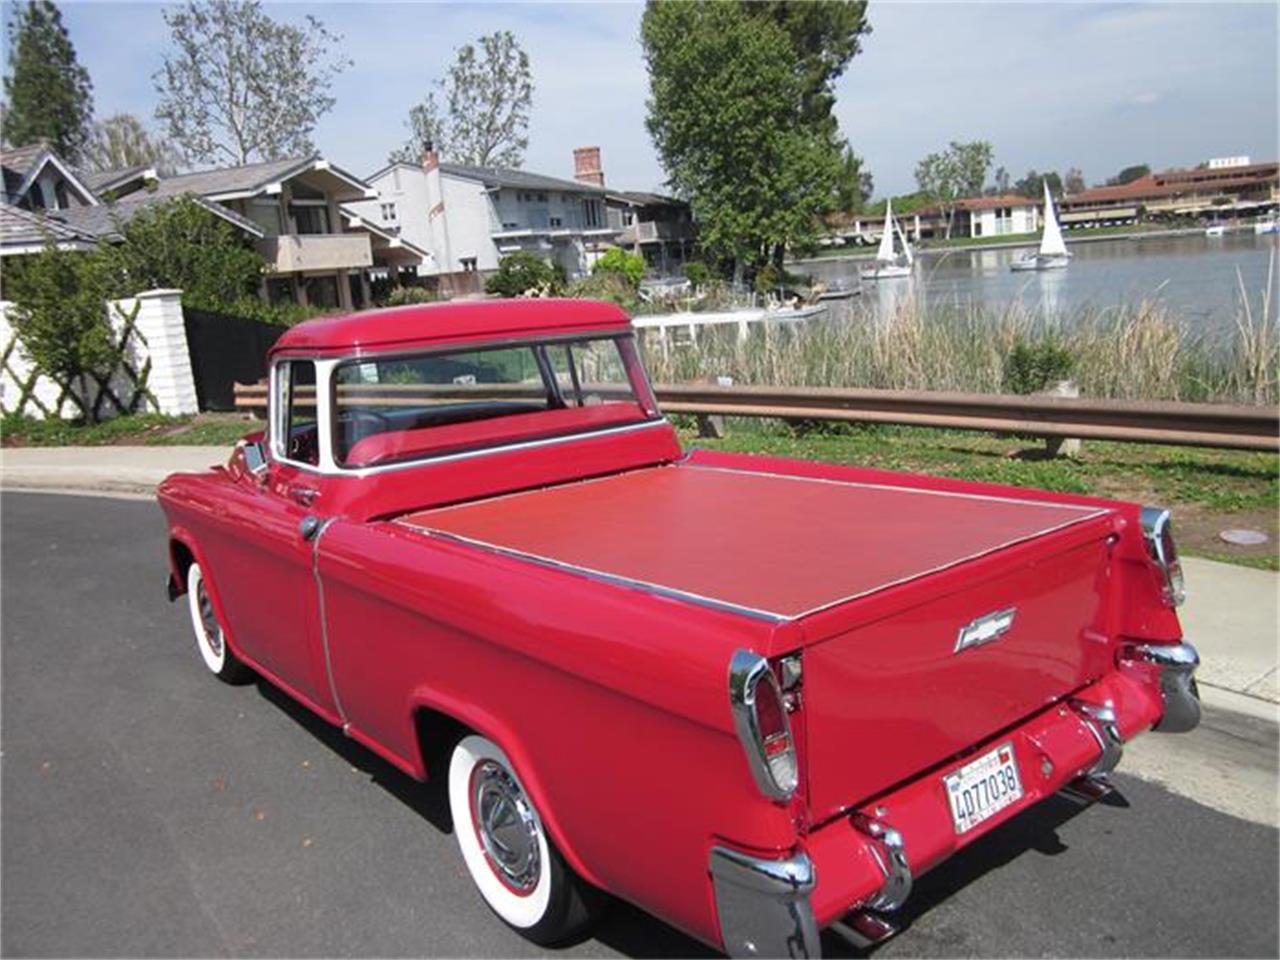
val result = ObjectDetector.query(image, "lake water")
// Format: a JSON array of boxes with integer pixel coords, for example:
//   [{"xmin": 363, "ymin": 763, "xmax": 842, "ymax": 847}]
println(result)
[{"xmin": 798, "ymin": 232, "xmax": 1277, "ymax": 332}]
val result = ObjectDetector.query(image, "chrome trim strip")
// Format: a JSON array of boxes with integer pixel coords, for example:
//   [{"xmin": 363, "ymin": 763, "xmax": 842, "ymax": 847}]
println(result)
[
  {"xmin": 728, "ymin": 649, "xmax": 798, "ymax": 800},
  {"xmin": 411, "ymin": 526, "xmax": 786, "ymax": 623},
  {"xmin": 309, "ymin": 517, "xmax": 348, "ymax": 725},
  {"xmin": 1120, "ymin": 641, "xmax": 1201, "ymax": 733},
  {"xmin": 850, "ymin": 813, "xmax": 913, "ymax": 913},
  {"xmin": 709, "ymin": 846, "xmax": 819, "ymax": 959}
]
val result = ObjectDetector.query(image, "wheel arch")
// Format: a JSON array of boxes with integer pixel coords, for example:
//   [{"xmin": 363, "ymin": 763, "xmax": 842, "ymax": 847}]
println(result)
[
  {"xmin": 408, "ymin": 688, "xmax": 608, "ymax": 893},
  {"xmin": 166, "ymin": 530, "xmax": 247, "ymax": 663}
]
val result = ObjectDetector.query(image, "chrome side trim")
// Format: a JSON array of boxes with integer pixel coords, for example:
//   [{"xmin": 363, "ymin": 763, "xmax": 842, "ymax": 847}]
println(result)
[
  {"xmin": 850, "ymin": 813, "xmax": 913, "ymax": 912},
  {"xmin": 1120, "ymin": 641, "xmax": 1201, "ymax": 733},
  {"xmin": 309, "ymin": 517, "xmax": 347, "ymax": 725},
  {"xmin": 1070, "ymin": 700, "xmax": 1123, "ymax": 777},
  {"xmin": 708, "ymin": 846, "xmax": 819, "ymax": 959}
]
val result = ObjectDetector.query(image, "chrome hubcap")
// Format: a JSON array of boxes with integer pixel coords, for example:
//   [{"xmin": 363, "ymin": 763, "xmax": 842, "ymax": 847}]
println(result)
[
  {"xmin": 196, "ymin": 580, "xmax": 223, "ymax": 657},
  {"xmin": 472, "ymin": 761, "xmax": 540, "ymax": 892}
]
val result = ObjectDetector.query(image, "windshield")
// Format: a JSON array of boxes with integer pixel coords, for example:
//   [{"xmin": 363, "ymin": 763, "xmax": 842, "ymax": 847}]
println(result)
[{"xmin": 332, "ymin": 334, "xmax": 659, "ymax": 468}]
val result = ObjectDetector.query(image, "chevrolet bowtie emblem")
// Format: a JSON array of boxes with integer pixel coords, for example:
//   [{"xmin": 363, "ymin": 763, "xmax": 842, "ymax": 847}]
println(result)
[{"xmin": 954, "ymin": 608, "xmax": 1017, "ymax": 653}]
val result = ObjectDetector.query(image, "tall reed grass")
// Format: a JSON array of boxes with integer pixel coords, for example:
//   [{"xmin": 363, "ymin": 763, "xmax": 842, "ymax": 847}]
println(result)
[{"xmin": 640, "ymin": 251, "xmax": 1279, "ymax": 406}]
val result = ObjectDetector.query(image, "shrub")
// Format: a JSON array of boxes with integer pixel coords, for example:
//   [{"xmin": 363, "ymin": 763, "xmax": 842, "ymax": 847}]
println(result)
[
  {"xmin": 591, "ymin": 247, "xmax": 645, "ymax": 288},
  {"xmin": 380, "ymin": 286, "xmax": 439, "ymax": 307},
  {"xmin": 1002, "ymin": 338, "xmax": 1076, "ymax": 394},
  {"xmin": 684, "ymin": 261, "xmax": 711, "ymax": 287},
  {"xmin": 568, "ymin": 271, "xmax": 637, "ymax": 307},
  {"xmin": 486, "ymin": 252, "xmax": 563, "ymax": 298}
]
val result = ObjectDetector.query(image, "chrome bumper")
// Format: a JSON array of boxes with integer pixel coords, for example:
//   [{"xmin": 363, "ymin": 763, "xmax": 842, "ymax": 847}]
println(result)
[
  {"xmin": 709, "ymin": 846, "xmax": 819, "ymax": 958},
  {"xmin": 1121, "ymin": 641, "xmax": 1201, "ymax": 733}
]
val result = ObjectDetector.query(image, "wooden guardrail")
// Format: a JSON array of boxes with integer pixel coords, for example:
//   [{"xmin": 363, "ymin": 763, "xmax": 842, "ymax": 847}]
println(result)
[{"xmin": 233, "ymin": 381, "xmax": 1279, "ymax": 453}]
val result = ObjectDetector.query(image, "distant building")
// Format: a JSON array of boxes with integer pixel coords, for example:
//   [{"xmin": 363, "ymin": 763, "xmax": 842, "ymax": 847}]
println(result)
[
  {"xmin": 1060, "ymin": 160, "xmax": 1279, "ymax": 226},
  {"xmin": 349, "ymin": 146, "xmax": 693, "ymax": 295},
  {"xmin": 825, "ymin": 194, "xmax": 1039, "ymax": 244},
  {"xmin": 1, "ymin": 143, "xmax": 430, "ymax": 310}
]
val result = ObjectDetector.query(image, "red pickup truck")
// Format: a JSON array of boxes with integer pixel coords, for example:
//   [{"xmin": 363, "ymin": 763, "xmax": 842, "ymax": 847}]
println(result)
[{"xmin": 158, "ymin": 299, "xmax": 1200, "ymax": 957}]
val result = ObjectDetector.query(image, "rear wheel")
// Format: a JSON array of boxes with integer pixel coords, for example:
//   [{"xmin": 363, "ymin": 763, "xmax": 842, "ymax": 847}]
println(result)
[
  {"xmin": 186, "ymin": 562, "xmax": 253, "ymax": 684},
  {"xmin": 448, "ymin": 734, "xmax": 599, "ymax": 945}
]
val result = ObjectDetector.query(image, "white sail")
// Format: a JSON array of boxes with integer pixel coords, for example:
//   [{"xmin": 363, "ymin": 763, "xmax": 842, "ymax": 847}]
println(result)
[
  {"xmin": 895, "ymin": 215, "xmax": 914, "ymax": 266},
  {"xmin": 1039, "ymin": 182, "xmax": 1067, "ymax": 257},
  {"xmin": 876, "ymin": 200, "xmax": 895, "ymax": 262}
]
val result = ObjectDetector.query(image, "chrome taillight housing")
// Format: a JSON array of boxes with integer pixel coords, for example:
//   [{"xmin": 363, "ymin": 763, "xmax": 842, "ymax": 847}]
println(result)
[
  {"xmin": 729, "ymin": 650, "xmax": 799, "ymax": 801},
  {"xmin": 1140, "ymin": 506, "xmax": 1185, "ymax": 607}
]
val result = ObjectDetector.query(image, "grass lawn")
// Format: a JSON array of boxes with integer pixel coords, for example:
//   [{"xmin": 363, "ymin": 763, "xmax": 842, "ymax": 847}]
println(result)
[
  {"xmin": 1, "ymin": 412, "xmax": 263, "ymax": 449},
  {"xmin": 3, "ymin": 412, "xmax": 1274, "ymax": 570},
  {"xmin": 677, "ymin": 419, "xmax": 1279, "ymax": 571}
]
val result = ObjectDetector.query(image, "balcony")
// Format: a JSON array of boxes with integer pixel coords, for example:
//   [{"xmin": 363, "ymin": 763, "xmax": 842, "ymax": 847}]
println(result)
[
  {"xmin": 619, "ymin": 220, "xmax": 695, "ymax": 246},
  {"xmin": 258, "ymin": 234, "xmax": 373, "ymax": 274}
]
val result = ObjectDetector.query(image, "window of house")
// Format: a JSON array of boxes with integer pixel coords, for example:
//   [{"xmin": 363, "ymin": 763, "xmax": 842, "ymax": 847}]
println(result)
[
  {"xmin": 381, "ymin": 202, "xmax": 397, "ymax": 222},
  {"xmin": 460, "ymin": 257, "xmax": 478, "ymax": 272},
  {"xmin": 304, "ymin": 275, "xmax": 340, "ymax": 309},
  {"xmin": 537, "ymin": 192, "xmax": 547, "ymax": 202},
  {"xmin": 273, "ymin": 360, "xmax": 320, "ymax": 467},
  {"xmin": 502, "ymin": 222, "xmax": 519, "ymax": 230},
  {"xmin": 291, "ymin": 203, "xmax": 330, "ymax": 235},
  {"xmin": 622, "ymin": 208, "xmax": 636, "ymax": 226},
  {"xmin": 583, "ymin": 199, "xmax": 601, "ymax": 228},
  {"xmin": 550, "ymin": 217, "xmax": 563, "ymax": 228}
]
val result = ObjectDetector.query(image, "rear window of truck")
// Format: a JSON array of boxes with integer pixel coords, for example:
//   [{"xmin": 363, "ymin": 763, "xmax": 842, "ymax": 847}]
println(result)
[{"xmin": 332, "ymin": 335, "xmax": 659, "ymax": 468}]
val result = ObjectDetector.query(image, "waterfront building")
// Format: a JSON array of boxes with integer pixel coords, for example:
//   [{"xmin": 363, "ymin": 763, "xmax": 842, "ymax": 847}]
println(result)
[{"xmin": 1059, "ymin": 158, "xmax": 1279, "ymax": 226}]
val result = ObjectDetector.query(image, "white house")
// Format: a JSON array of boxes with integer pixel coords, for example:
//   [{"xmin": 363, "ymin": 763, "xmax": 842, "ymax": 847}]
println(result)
[{"xmin": 348, "ymin": 147, "xmax": 620, "ymax": 296}]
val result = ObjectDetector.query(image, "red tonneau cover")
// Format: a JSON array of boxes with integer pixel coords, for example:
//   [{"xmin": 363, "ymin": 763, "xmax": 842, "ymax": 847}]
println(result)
[{"xmin": 397, "ymin": 464, "xmax": 1111, "ymax": 620}]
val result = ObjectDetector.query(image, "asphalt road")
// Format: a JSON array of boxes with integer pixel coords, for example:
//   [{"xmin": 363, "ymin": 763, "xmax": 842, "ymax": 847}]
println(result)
[{"xmin": 2, "ymin": 491, "xmax": 1277, "ymax": 959}]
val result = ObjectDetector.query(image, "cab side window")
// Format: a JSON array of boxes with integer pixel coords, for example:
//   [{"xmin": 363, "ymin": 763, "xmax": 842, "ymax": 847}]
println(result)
[{"xmin": 275, "ymin": 360, "xmax": 320, "ymax": 466}]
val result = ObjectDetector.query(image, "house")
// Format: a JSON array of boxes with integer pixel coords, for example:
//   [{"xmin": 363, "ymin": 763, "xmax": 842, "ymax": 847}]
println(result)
[
  {"xmin": 606, "ymin": 188, "xmax": 694, "ymax": 277},
  {"xmin": 1059, "ymin": 159, "xmax": 1279, "ymax": 226},
  {"xmin": 348, "ymin": 146, "xmax": 696, "ymax": 295},
  {"xmin": 825, "ymin": 194, "xmax": 1040, "ymax": 245},
  {"xmin": 1, "ymin": 144, "xmax": 432, "ymax": 310}
]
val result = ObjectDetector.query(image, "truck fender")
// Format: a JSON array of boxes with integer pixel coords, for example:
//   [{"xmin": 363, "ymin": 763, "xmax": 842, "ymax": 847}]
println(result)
[
  {"xmin": 166, "ymin": 529, "xmax": 250, "ymax": 665},
  {"xmin": 406, "ymin": 685, "xmax": 608, "ymax": 893}
]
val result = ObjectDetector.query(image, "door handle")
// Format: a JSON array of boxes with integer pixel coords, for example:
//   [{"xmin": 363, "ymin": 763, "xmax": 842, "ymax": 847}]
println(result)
[{"xmin": 289, "ymin": 485, "xmax": 319, "ymax": 507}]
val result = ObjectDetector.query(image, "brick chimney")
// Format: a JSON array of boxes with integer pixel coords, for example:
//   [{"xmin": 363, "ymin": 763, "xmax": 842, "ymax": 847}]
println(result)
[{"xmin": 573, "ymin": 146, "xmax": 604, "ymax": 187}]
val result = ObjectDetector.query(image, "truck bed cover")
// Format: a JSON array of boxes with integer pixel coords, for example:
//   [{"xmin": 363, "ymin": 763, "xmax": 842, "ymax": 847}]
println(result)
[{"xmin": 396, "ymin": 463, "xmax": 1111, "ymax": 621}]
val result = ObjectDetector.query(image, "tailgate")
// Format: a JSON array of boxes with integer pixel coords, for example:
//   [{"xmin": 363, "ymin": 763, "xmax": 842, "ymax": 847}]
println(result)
[{"xmin": 802, "ymin": 535, "xmax": 1114, "ymax": 822}]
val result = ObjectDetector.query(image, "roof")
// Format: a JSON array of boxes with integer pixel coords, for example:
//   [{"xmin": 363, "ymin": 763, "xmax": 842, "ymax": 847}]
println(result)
[
  {"xmin": 271, "ymin": 298, "xmax": 632, "ymax": 356},
  {"xmin": 607, "ymin": 190, "xmax": 684, "ymax": 207},
  {"xmin": 79, "ymin": 164, "xmax": 155, "ymax": 194},
  {"xmin": 439, "ymin": 162, "xmax": 606, "ymax": 195},
  {"xmin": 954, "ymin": 194, "xmax": 1039, "ymax": 211},
  {"xmin": 50, "ymin": 194, "xmax": 264, "ymax": 240},
  {"xmin": 1063, "ymin": 161, "xmax": 1279, "ymax": 206},
  {"xmin": 340, "ymin": 209, "xmax": 432, "ymax": 262},
  {"xmin": 0, "ymin": 203, "xmax": 98, "ymax": 252},
  {"xmin": 1, "ymin": 142, "xmax": 99, "ymax": 207},
  {"xmin": 139, "ymin": 155, "xmax": 374, "ymax": 203}
]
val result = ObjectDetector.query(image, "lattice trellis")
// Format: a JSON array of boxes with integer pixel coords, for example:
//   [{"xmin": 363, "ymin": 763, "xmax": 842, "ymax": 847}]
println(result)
[{"xmin": 1, "ymin": 300, "xmax": 159, "ymax": 421}]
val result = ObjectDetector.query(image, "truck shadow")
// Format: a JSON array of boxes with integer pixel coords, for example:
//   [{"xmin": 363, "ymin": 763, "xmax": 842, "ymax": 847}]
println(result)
[{"xmin": 252, "ymin": 680, "xmax": 1126, "ymax": 959}]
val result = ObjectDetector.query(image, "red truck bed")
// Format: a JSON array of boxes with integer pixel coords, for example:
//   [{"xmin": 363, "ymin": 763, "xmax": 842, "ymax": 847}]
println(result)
[{"xmin": 397, "ymin": 463, "xmax": 1110, "ymax": 621}]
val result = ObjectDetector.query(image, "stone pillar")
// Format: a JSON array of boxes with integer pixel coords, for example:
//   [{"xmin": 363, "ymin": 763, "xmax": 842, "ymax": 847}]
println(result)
[{"xmin": 111, "ymin": 289, "xmax": 199, "ymax": 416}]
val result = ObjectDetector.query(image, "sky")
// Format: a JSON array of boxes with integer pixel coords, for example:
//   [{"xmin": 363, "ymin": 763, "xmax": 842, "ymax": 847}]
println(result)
[{"xmin": 14, "ymin": 1, "xmax": 1280, "ymax": 197}]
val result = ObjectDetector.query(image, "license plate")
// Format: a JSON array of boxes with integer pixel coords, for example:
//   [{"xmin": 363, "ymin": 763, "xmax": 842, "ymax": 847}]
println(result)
[{"xmin": 944, "ymin": 741, "xmax": 1024, "ymax": 834}]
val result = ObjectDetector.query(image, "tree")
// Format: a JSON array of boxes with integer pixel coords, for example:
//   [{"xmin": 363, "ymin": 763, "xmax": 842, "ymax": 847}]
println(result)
[
  {"xmin": 391, "ymin": 31, "xmax": 533, "ymax": 168},
  {"xmin": 914, "ymin": 140, "xmax": 993, "ymax": 238},
  {"xmin": 83, "ymin": 113, "xmax": 179, "ymax": 176},
  {"xmin": 1064, "ymin": 166, "xmax": 1086, "ymax": 194},
  {"xmin": 1107, "ymin": 163, "xmax": 1149, "ymax": 186},
  {"xmin": 154, "ymin": 0, "xmax": 351, "ymax": 166},
  {"xmin": 991, "ymin": 166, "xmax": 1011, "ymax": 196},
  {"xmin": 1013, "ymin": 169, "xmax": 1063, "ymax": 199},
  {"xmin": 5, "ymin": 241, "xmax": 115, "ymax": 421},
  {"xmin": 642, "ymin": 1, "xmax": 865, "ymax": 277},
  {"xmin": 101, "ymin": 196, "xmax": 264, "ymax": 309},
  {"xmin": 835, "ymin": 145, "xmax": 873, "ymax": 213},
  {"xmin": 1, "ymin": 1, "xmax": 93, "ymax": 161}
]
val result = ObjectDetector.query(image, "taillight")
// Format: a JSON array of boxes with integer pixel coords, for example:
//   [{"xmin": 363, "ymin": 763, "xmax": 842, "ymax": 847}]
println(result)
[
  {"xmin": 729, "ymin": 650, "xmax": 799, "ymax": 801},
  {"xmin": 1140, "ymin": 506, "xmax": 1185, "ymax": 607}
]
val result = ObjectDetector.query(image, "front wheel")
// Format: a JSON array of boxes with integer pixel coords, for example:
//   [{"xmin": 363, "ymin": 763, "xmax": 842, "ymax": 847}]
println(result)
[
  {"xmin": 448, "ymin": 734, "xmax": 600, "ymax": 945},
  {"xmin": 186, "ymin": 562, "xmax": 253, "ymax": 684}
]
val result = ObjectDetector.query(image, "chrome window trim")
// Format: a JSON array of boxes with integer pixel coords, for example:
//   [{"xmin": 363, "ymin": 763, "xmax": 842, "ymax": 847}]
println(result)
[{"xmin": 269, "ymin": 357, "xmax": 339, "ymax": 473}]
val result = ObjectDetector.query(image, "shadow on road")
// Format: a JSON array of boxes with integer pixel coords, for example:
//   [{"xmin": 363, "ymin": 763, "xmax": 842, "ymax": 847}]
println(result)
[{"xmin": 254, "ymin": 675, "xmax": 1123, "ymax": 959}]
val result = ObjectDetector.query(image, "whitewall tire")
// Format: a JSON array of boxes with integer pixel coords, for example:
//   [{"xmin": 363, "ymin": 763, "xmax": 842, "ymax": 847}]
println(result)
[
  {"xmin": 448, "ymin": 734, "xmax": 600, "ymax": 944},
  {"xmin": 185, "ymin": 562, "xmax": 252, "ymax": 684}
]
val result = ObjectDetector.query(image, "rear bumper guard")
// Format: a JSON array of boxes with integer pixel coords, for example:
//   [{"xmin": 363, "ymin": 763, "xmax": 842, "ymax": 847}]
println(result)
[
  {"xmin": 709, "ymin": 845, "xmax": 819, "ymax": 958},
  {"xmin": 1120, "ymin": 641, "xmax": 1201, "ymax": 733}
]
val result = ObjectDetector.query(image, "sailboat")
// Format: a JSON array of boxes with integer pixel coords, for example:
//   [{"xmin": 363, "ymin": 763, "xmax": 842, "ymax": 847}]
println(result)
[
  {"xmin": 861, "ymin": 199, "xmax": 913, "ymax": 280},
  {"xmin": 1011, "ymin": 182, "xmax": 1071, "ymax": 271}
]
